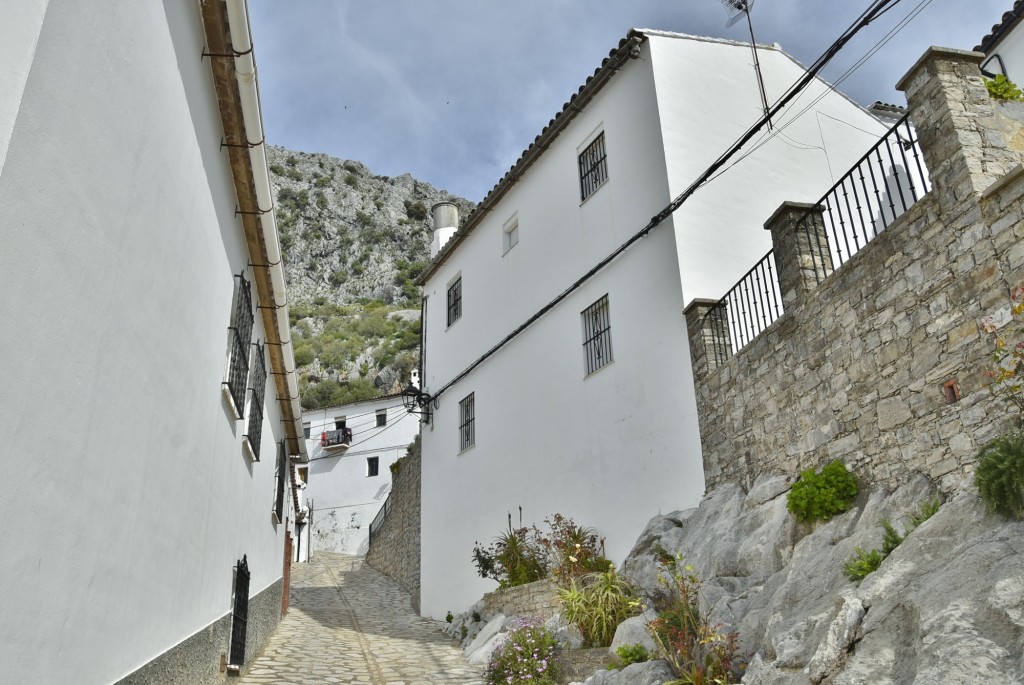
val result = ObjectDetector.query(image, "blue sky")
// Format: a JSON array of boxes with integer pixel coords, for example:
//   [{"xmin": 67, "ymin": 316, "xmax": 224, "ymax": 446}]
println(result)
[{"xmin": 248, "ymin": 0, "xmax": 1010, "ymax": 201}]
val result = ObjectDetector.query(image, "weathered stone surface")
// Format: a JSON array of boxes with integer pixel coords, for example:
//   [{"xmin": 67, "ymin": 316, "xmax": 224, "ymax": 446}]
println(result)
[
  {"xmin": 464, "ymin": 614, "xmax": 507, "ymax": 665},
  {"xmin": 621, "ymin": 480, "xmax": 1024, "ymax": 684},
  {"xmin": 608, "ymin": 615, "xmax": 656, "ymax": 654},
  {"xmin": 366, "ymin": 441, "xmax": 421, "ymax": 610},
  {"xmin": 570, "ymin": 659, "xmax": 675, "ymax": 685}
]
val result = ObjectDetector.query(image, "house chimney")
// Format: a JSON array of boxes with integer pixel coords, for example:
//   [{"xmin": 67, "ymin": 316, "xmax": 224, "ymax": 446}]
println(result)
[
  {"xmin": 430, "ymin": 202, "xmax": 458, "ymax": 258},
  {"xmin": 411, "ymin": 368, "xmax": 421, "ymax": 390}
]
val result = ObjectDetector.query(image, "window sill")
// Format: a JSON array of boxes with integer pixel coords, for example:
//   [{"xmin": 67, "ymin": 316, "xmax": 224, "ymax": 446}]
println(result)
[
  {"xmin": 222, "ymin": 384, "xmax": 242, "ymax": 420},
  {"xmin": 241, "ymin": 436, "xmax": 259, "ymax": 462},
  {"xmin": 458, "ymin": 444, "xmax": 476, "ymax": 456},
  {"xmin": 584, "ymin": 360, "xmax": 614, "ymax": 379}
]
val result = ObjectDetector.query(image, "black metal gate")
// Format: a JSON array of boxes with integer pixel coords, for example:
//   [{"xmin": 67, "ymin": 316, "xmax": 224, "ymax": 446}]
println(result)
[{"xmin": 229, "ymin": 555, "xmax": 250, "ymax": 668}]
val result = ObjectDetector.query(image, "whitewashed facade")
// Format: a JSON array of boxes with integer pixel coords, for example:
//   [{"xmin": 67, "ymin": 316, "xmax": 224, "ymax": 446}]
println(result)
[
  {"xmin": 0, "ymin": 1, "xmax": 305, "ymax": 683},
  {"xmin": 977, "ymin": 2, "xmax": 1024, "ymax": 82},
  {"xmin": 301, "ymin": 397, "xmax": 420, "ymax": 557},
  {"xmin": 417, "ymin": 30, "xmax": 891, "ymax": 618}
]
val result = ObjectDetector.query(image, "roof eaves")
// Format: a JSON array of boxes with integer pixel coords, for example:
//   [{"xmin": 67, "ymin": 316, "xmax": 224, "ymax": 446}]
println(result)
[
  {"xmin": 415, "ymin": 29, "xmax": 648, "ymax": 285},
  {"xmin": 976, "ymin": 1, "xmax": 1024, "ymax": 53}
]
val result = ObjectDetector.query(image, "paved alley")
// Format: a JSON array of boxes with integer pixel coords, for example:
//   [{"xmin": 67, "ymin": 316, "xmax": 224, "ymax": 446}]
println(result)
[{"xmin": 238, "ymin": 554, "xmax": 482, "ymax": 685}]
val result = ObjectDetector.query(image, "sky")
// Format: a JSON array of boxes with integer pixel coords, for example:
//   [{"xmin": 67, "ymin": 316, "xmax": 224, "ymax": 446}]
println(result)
[{"xmin": 248, "ymin": 0, "xmax": 1012, "ymax": 202}]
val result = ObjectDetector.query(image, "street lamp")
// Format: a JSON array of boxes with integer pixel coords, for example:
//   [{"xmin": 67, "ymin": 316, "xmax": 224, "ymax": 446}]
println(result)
[{"xmin": 401, "ymin": 382, "xmax": 432, "ymax": 422}]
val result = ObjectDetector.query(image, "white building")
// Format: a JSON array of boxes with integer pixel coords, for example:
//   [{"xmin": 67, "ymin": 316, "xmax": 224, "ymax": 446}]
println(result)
[
  {"xmin": 416, "ymin": 29, "xmax": 893, "ymax": 618},
  {"xmin": 977, "ymin": 1, "xmax": 1024, "ymax": 82},
  {"xmin": 300, "ymin": 396, "xmax": 421, "ymax": 557},
  {"xmin": 0, "ymin": 1, "xmax": 306, "ymax": 683}
]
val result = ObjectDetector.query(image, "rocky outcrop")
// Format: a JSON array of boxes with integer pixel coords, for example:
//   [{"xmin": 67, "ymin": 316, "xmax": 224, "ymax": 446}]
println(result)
[{"xmin": 618, "ymin": 475, "xmax": 1024, "ymax": 684}]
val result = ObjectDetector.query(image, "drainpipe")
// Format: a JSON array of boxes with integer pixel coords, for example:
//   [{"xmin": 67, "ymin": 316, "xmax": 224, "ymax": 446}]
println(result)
[{"xmin": 224, "ymin": 0, "xmax": 305, "ymax": 458}]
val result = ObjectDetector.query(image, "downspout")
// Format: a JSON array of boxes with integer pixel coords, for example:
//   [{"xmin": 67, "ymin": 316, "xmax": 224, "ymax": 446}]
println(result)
[{"xmin": 224, "ymin": 0, "xmax": 306, "ymax": 459}]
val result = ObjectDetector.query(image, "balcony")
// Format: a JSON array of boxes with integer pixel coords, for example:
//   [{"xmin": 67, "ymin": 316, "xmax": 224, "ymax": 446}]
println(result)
[{"xmin": 320, "ymin": 428, "xmax": 353, "ymax": 451}]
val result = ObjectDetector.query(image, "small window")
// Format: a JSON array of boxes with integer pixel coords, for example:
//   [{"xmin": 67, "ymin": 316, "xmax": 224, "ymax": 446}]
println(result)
[
  {"xmin": 376, "ymin": 410, "xmax": 388, "ymax": 427},
  {"xmin": 335, "ymin": 417, "xmax": 346, "ymax": 431},
  {"xmin": 581, "ymin": 295, "xmax": 613, "ymax": 376},
  {"xmin": 367, "ymin": 457, "xmax": 379, "ymax": 477},
  {"xmin": 578, "ymin": 132, "xmax": 608, "ymax": 201},
  {"xmin": 302, "ymin": 422, "xmax": 311, "ymax": 439},
  {"xmin": 447, "ymin": 276, "xmax": 462, "ymax": 327},
  {"xmin": 459, "ymin": 393, "xmax": 475, "ymax": 452},
  {"xmin": 298, "ymin": 467, "xmax": 308, "ymax": 484},
  {"xmin": 223, "ymin": 272, "xmax": 255, "ymax": 418},
  {"xmin": 503, "ymin": 214, "xmax": 519, "ymax": 254}
]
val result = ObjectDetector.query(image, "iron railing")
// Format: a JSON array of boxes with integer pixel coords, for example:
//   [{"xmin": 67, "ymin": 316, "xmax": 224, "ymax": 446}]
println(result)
[
  {"xmin": 798, "ymin": 113, "xmax": 930, "ymax": 281},
  {"xmin": 368, "ymin": 494, "xmax": 392, "ymax": 546},
  {"xmin": 244, "ymin": 342, "xmax": 266, "ymax": 461},
  {"xmin": 320, "ymin": 427, "xmax": 352, "ymax": 448},
  {"xmin": 702, "ymin": 113, "xmax": 930, "ymax": 365},
  {"xmin": 228, "ymin": 555, "xmax": 250, "ymax": 668}
]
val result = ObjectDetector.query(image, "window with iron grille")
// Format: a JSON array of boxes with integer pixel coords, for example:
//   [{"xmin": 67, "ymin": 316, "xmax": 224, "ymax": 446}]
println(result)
[
  {"xmin": 581, "ymin": 295, "xmax": 613, "ymax": 376},
  {"xmin": 228, "ymin": 555, "xmax": 250, "ymax": 668},
  {"xmin": 447, "ymin": 276, "xmax": 462, "ymax": 327},
  {"xmin": 376, "ymin": 410, "xmax": 387, "ymax": 427},
  {"xmin": 273, "ymin": 441, "xmax": 286, "ymax": 523},
  {"xmin": 367, "ymin": 456, "xmax": 379, "ymax": 477},
  {"xmin": 459, "ymin": 393, "xmax": 475, "ymax": 452},
  {"xmin": 224, "ymin": 273, "xmax": 255, "ymax": 417},
  {"xmin": 578, "ymin": 132, "xmax": 608, "ymax": 201},
  {"xmin": 243, "ymin": 341, "xmax": 266, "ymax": 462}
]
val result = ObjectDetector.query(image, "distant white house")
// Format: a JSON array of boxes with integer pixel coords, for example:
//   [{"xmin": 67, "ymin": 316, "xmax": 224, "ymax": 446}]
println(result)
[
  {"xmin": 0, "ymin": 1, "xmax": 306, "ymax": 683},
  {"xmin": 977, "ymin": 1, "xmax": 1024, "ymax": 82},
  {"xmin": 415, "ymin": 29, "xmax": 894, "ymax": 618},
  {"xmin": 300, "ymin": 396, "xmax": 420, "ymax": 557}
]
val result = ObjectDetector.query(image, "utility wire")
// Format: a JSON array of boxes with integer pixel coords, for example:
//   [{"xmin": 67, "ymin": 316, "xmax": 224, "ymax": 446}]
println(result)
[
  {"xmin": 428, "ymin": 0, "xmax": 908, "ymax": 405},
  {"xmin": 306, "ymin": 410, "xmax": 414, "ymax": 462}
]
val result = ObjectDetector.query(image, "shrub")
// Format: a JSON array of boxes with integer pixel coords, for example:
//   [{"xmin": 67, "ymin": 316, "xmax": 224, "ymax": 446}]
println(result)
[
  {"xmin": 880, "ymin": 518, "xmax": 904, "ymax": 556},
  {"xmin": 910, "ymin": 496, "xmax": 941, "ymax": 528},
  {"xmin": 558, "ymin": 565, "xmax": 639, "ymax": 647},
  {"xmin": 404, "ymin": 199, "xmax": 429, "ymax": 221},
  {"xmin": 974, "ymin": 431, "xmax": 1024, "ymax": 520},
  {"xmin": 649, "ymin": 556, "xmax": 742, "ymax": 684},
  {"xmin": 472, "ymin": 523, "xmax": 548, "ymax": 588},
  {"xmin": 985, "ymin": 74, "xmax": 1024, "ymax": 101},
  {"xmin": 980, "ymin": 285, "xmax": 1024, "ymax": 419},
  {"xmin": 614, "ymin": 643, "xmax": 650, "ymax": 668},
  {"xmin": 786, "ymin": 460, "xmax": 859, "ymax": 523},
  {"xmin": 344, "ymin": 173, "xmax": 359, "ymax": 188},
  {"xmin": 541, "ymin": 513, "xmax": 608, "ymax": 585},
  {"xmin": 843, "ymin": 547, "xmax": 885, "ymax": 582},
  {"xmin": 445, "ymin": 611, "xmax": 453, "ymax": 623},
  {"xmin": 484, "ymin": 621, "xmax": 560, "ymax": 685}
]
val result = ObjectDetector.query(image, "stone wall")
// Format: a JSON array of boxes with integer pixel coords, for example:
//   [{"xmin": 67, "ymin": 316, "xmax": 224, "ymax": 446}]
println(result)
[
  {"xmin": 686, "ymin": 48, "xmax": 1024, "ymax": 494},
  {"xmin": 480, "ymin": 579, "xmax": 562, "ymax": 621},
  {"xmin": 366, "ymin": 438, "xmax": 421, "ymax": 611}
]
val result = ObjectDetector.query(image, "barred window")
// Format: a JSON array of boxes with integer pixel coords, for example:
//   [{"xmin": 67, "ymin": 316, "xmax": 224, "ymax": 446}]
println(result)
[
  {"xmin": 459, "ymin": 393, "xmax": 475, "ymax": 452},
  {"xmin": 581, "ymin": 295, "xmax": 613, "ymax": 376},
  {"xmin": 273, "ymin": 441, "xmax": 286, "ymax": 524},
  {"xmin": 224, "ymin": 273, "xmax": 254, "ymax": 418},
  {"xmin": 242, "ymin": 341, "xmax": 266, "ymax": 462},
  {"xmin": 447, "ymin": 276, "xmax": 462, "ymax": 327},
  {"xmin": 376, "ymin": 410, "xmax": 387, "ymax": 427},
  {"xmin": 578, "ymin": 132, "xmax": 608, "ymax": 201},
  {"xmin": 228, "ymin": 555, "xmax": 250, "ymax": 669}
]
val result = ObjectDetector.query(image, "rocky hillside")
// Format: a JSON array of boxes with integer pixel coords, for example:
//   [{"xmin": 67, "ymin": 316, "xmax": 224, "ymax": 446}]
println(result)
[{"xmin": 266, "ymin": 145, "xmax": 475, "ymax": 408}]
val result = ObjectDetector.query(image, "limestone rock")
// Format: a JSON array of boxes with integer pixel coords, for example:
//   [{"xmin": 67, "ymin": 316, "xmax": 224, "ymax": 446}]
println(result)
[
  {"xmin": 570, "ymin": 659, "xmax": 675, "ymax": 685},
  {"xmin": 464, "ymin": 613, "xmax": 506, "ymax": 664},
  {"xmin": 608, "ymin": 615, "xmax": 656, "ymax": 655}
]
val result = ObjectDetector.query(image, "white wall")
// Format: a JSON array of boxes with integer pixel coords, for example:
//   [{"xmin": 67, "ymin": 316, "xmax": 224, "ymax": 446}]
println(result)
[
  {"xmin": 302, "ymin": 398, "xmax": 420, "ymax": 555},
  {"xmin": 0, "ymin": 2, "xmax": 292, "ymax": 682},
  {"xmin": 646, "ymin": 33, "xmax": 889, "ymax": 301},
  {"xmin": 419, "ymin": 40, "xmax": 705, "ymax": 618},
  {"xmin": 0, "ymin": 0, "xmax": 49, "ymax": 175},
  {"xmin": 983, "ymin": 20, "xmax": 1024, "ymax": 84}
]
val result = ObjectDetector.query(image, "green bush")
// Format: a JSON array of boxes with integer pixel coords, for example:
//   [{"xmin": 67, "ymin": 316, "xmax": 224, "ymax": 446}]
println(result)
[
  {"xmin": 614, "ymin": 643, "xmax": 650, "ymax": 668},
  {"xmin": 484, "ymin": 622, "xmax": 559, "ymax": 685},
  {"xmin": 472, "ymin": 524, "xmax": 548, "ymax": 589},
  {"xmin": 404, "ymin": 199, "xmax": 428, "ymax": 221},
  {"xmin": 843, "ymin": 547, "xmax": 885, "ymax": 582},
  {"xmin": 344, "ymin": 173, "xmax": 359, "ymax": 188},
  {"xmin": 559, "ymin": 566, "xmax": 639, "ymax": 647},
  {"xmin": 985, "ymin": 74, "xmax": 1024, "ymax": 101},
  {"xmin": 975, "ymin": 431, "xmax": 1024, "ymax": 520},
  {"xmin": 910, "ymin": 496, "xmax": 941, "ymax": 528},
  {"xmin": 786, "ymin": 460, "xmax": 859, "ymax": 523}
]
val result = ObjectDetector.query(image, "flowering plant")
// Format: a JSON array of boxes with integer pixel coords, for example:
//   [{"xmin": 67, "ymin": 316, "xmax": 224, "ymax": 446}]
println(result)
[
  {"xmin": 980, "ymin": 285, "xmax": 1024, "ymax": 422},
  {"xmin": 484, "ymin": 620, "xmax": 560, "ymax": 685}
]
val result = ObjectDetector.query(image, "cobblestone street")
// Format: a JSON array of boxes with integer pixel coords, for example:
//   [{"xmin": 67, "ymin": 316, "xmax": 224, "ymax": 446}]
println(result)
[{"xmin": 238, "ymin": 554, "xmax": 481, "ymax": 685}]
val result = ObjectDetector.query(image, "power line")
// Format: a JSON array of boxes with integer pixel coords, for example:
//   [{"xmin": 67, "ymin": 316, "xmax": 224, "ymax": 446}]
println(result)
[
  {"xmin": 306, "ymin": 410, "xmax": 415, "ymax": 461},
  {"xmin": 428, "ymin": 0, "xmax": 908, "ymax": 405}
]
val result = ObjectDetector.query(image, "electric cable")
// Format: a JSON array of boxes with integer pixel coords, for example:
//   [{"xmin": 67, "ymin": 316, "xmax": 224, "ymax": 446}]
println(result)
[{"xmin": 306, "ymin": 410, "xmax": 415, "ymax": 461}]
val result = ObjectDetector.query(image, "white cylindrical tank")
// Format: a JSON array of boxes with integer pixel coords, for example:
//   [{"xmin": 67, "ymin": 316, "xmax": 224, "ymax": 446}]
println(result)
[{"xmin": 430, "ymin": 202, "xmax": 459, "ymax": 258}]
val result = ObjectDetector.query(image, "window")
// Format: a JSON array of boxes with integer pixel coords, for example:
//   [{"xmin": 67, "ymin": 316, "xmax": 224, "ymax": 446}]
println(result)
[
  {"xmin": 376, "ymin": 410, "xmax": 388, "ymax": 427},
  {"xmin": 581, "ymin": 295, "xmax": 613, "ymax": 375},
  {"xmin": 334, "ymin": 417, "xmax": 346, "ymax": 431},
  {"xmin": 228, "ymin": 555, "xmax": 250, "ymax": 670},
  {"xmin": 503, "ymin": 214, "xmax": 519, "ymax": 254},
  {"xmin": 447, "ymin": 276, "xmax": 462, "ymax": 327},
  {"xmin": 459, "ymin": 393, "xmax": 475, "ymax": 452},
  {"xmin": 367, "ymin": 457, "xmax": 379, "ymax": 477},
  {"xmin": 223, "ymin": 272, "xmax": 254, "ymax": 419},
  {"xmin": 578, "ymin": 132, "xmax": 608, "ymax": 201},
  {"xmin": 272, "ymin": 441, "xmax": 286, "ymax": 523},
  {"xmin": 298, "ymin": 467, "xmax": 308, "ymax": 484},
  {"xmin": 302, "ymin": 423, "xmax": 311, "ymax": 439},
  {"xmin": 242, "ymin": 342, "xmax": 266, "ymax": 462}
]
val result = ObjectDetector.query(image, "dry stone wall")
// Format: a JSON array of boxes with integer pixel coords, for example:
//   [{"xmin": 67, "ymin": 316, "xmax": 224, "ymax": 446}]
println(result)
[
  {"xmin": 366, "ymin": 440, "xmax": 421, "ymax": 610},
  {"xmin": 480, "ymin": 579, "xmax": 561, "ymax": 621},
  {"xmin": 686, "ymin": 49, "xmax": 1024, "ymax": 493}
]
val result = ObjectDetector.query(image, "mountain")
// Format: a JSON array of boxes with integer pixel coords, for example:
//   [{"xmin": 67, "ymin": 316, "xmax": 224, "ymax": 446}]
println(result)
[{"xmin": 266, "ymin": 145, "xmax": 475, "ymax": 409}]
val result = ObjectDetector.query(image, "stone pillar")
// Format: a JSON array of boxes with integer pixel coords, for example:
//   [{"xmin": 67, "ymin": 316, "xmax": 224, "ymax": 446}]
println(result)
[
  {"xmin": 896, "ymin": 48, "xmax": 1020, "ymax": 213},
  {"xmin": 684, "ymin": 299, "xmax": 732, "ymax": 381},
  {"xmin": 764, "ymin": 201, "xmax": 832, "ymax": 310}
]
